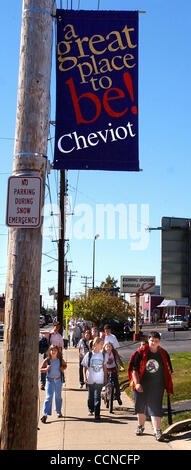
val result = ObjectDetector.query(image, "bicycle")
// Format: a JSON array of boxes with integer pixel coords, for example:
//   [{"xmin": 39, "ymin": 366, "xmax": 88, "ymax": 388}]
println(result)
[{"xmin": 103, "ymin": 371, "xmax": 115, "ymax": 413}]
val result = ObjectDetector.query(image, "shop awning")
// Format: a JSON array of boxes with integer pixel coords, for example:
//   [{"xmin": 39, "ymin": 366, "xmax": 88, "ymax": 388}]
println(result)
[{"xmin": 157, "ymin": 299, "xmax": 176, "ymax": 308}]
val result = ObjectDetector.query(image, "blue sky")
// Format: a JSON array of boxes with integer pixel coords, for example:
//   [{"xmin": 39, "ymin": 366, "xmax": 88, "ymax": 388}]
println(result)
[{"xmin": 0, "ymin": 0, "xmax": 191, "ymax": 308}]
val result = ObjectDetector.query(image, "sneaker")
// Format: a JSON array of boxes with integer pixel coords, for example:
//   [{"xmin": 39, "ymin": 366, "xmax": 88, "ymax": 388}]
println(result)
[
  {"xmin": 88, "ymin": 411, "xmax": 94, "ymax": 416},
  {"xmin": 136, "ymin": 425, "xmax": 144, "ymax": 436},
  {"xmin": 40, "ymin": 415, "xmax": 47, "ymax": 423},
  {"xmin": 154, "ymin": 429, "xmax": 163, "ymax": 441},
  {"xmin": 57, "ymin": 413, "xmax": 63, "ymax": 418},
  {"xmin": 79, "ymin": 384, "xmax": 83, "ymax": 388},
  {"xmin": 40, "ymin": 385, "xmax": 45, "ymax": 390}
]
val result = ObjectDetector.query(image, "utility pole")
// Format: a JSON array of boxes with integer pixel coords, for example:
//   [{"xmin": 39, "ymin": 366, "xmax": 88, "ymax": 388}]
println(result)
[
  {"xmin": 1, "ymin": 0, "xmax": 54, "ymax": 450},
  {"xmin": 81, "ymin": 275, "xmax": 92, "ymax": 297},
  {"xmin": 92, "ymin": 234, "xmax": 100, "ymax": 289},
  {"xmin": 69, "ymin": 270, "xmax": 77, "ymax": 299},
  {"xmin": 57, "ymin": 170, "xmax": 65, "ymax": 332}
]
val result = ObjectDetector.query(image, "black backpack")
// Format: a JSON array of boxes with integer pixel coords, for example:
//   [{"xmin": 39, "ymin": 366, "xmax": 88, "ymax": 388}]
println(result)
[{"xmin": 39, "ymin": 336, "xmax": 49, "ymax": 354}]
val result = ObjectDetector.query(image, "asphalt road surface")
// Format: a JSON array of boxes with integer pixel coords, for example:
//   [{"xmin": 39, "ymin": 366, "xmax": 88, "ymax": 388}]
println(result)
[{"xmin": 118, "ymin": 326, "xmax": 191, "ymax": 362}]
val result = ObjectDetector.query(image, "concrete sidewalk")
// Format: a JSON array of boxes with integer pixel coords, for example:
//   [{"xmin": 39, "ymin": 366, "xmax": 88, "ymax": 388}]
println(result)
[{"xmin": 37, "ymin": 347, "xmax": 190, "ymax": 451}]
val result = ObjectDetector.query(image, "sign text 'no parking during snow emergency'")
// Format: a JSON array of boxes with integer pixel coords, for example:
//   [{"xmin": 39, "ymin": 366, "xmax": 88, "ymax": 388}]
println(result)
[{"xmin": 6, "ymin": 176, "xmax": 42, "ymax": 228}]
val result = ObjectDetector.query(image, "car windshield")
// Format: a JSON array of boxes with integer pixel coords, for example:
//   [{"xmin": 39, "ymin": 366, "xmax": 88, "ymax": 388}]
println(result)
[{"xmin": 169, "ymin": 316, "xmax": 183, "ymax": 321}]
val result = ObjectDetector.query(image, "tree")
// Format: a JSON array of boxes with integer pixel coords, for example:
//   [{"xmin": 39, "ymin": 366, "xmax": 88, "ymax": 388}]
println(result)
[
  {"xmin": 100, "ymin": 275, "xmax": 118, "ymax": 290},
  {"xmin": 73, "ymin": 289, "xmax": 134, "ymax": 326}
]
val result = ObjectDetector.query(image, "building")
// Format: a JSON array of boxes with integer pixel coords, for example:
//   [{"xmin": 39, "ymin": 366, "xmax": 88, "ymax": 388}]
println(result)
[
  {"xmin": 129, "ymin": 286, "xmax": 190, "ymax": 323},
  {"xmin": 156, "ymin": 298, "xmax": 190, "ymax": 319}
]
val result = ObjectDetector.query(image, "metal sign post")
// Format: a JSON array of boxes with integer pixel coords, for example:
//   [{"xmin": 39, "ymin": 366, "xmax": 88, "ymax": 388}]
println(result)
[{"xmin": 63, "ymin": 300, "xmax": 73, "ymax": 344}]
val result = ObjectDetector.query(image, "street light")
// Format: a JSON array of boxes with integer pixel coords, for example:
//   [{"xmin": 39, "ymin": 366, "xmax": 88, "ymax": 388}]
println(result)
[{"xmin": 92, "ymin": 234, "xmax": 100, "ymax": 289}]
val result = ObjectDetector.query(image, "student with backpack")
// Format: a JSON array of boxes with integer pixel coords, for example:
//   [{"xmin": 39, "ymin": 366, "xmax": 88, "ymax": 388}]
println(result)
[
  {"xmin": 40, "ymin": 345, "xmax": 67, "ymax": 423},
  {"xmin": 82, "ymin": 337, "xmax": 108, "ymax": 420},
  {"xmin": 103, "ymin": 341, "xmax": 125, "ymax": 405},
  {"xmin": 39, "ymin": 321, "xmax": 64, "ymax": 389},
  {"xmin": 78, "ymin": 329, "xmax": 92, "ymax": 388}
]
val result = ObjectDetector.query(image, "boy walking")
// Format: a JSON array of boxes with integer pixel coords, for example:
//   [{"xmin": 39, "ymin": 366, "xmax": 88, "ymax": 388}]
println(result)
[{"xmin": 128, "ymin": 331, "xmax": 173, "ymax": 441}]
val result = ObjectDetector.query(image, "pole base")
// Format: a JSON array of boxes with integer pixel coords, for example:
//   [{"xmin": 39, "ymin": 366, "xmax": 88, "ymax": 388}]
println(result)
[{"xmin": 133, "ymin": 333, "xmax": 140, "ymax": 341}]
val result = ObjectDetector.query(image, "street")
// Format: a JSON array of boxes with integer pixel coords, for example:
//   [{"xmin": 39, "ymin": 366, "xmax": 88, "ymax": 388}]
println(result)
[{"xmin": 117, "ymin": 326, "xmax": 191, "ymax": 362}]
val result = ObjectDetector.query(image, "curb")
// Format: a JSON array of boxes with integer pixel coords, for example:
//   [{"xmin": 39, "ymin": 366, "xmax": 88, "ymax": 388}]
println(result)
[{"xmin": 163, "ymin": 418, "xmax": 191, "ymax": 436}]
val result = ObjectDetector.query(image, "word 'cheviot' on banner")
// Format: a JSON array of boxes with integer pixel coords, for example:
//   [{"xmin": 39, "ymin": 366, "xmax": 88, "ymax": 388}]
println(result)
[{"xmin": 53, "ymin": 10, "xmax": 139, "ymax": 171}]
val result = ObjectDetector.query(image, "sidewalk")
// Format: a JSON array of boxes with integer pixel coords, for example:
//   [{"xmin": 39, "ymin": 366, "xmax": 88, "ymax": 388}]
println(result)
[{"xmin": 37, "ymin": 347, "xmax": 191, "ymax": 451}]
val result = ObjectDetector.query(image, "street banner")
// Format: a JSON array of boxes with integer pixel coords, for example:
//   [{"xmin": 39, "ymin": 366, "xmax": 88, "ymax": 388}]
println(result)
[{"xmin": 53, "ymin": 10, "xmax": 139, "ymax": 171}]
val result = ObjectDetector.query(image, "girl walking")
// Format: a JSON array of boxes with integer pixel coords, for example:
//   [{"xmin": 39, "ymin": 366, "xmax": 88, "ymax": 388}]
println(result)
[
  {"xmin": 103, "ymin": 341, "xmax": 125, "ymax": 405},
  {"xmin": 40, "ymin": 345, "xmax": 67, "ymax": 423}
]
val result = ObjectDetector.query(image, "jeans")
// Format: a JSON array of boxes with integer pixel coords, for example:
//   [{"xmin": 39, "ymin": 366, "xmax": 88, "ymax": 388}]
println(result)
[
  {"xmin": 43, "ymin": 377, "xmax": 62, "ymax": 416},
  {"xmin": 109, "ymin": 370, "xmax": 121, "ymax": 400},
  {"xmin": 79, "ymin": 361, "xmax": 84, "ymax": 385},
  {"xmin": 73, "ymin": 337, "xmax": 80, "ymax": 348},
  {"xmin": 40, "ymin": 352, "xmax": 47, "ymax": 386},
  {"xmin": 63, "ymin": 339, "xmax": 68, "ymax": 349},
  {"xmin": 87, "ymin": 383, "xmax": 103, "ymax": 417}
]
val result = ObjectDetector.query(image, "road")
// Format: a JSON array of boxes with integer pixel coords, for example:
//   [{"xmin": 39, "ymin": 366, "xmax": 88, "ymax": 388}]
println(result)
[{"xmin": 118, "ymin": 326, "xmax": 191, "ymax": 362}]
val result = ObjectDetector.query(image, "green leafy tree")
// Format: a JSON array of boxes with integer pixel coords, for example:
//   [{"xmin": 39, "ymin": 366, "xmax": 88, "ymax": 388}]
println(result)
[{"xmin": 73, "ymin": 289, "xmax": 134, "ymax": 326}]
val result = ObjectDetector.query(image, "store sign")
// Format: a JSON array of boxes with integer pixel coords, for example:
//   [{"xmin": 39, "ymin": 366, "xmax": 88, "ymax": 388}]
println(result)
[
  {"xmin": 6, "ymin": 176, "xmax": 42, "ymax": 228},
  {"xmin": 120, "ymin": 275, "xmax": 156, "ymax": 294},
  {"xmin": 53, "ymin": 9, "xmax": 139, "ymax": 171}
]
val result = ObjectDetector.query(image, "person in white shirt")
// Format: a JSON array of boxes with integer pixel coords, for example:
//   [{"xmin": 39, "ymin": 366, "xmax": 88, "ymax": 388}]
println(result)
[
  {"xmin": 82, "ymin": 337, "xmax": 108, "ymax": 420},
  {"xmin": 49, "ymin": 322, "xmax": 64, "ymax": 350},
  {"xmin": 103, "ymin": 324, "xmax": 120, "ymax": 349}
]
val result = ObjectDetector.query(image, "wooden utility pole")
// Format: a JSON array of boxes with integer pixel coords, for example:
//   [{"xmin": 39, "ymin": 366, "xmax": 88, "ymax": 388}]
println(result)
[
  {"xmin": 1, "ymin": 0, "xmax": 54, "ymax": 449},
  {"xmin": 57, "ymin": 169, "xmax": 65, "ymax": 332},
  {"xmin": 132, "ymin": 293, "xmax": 140, "ymax": 341}
]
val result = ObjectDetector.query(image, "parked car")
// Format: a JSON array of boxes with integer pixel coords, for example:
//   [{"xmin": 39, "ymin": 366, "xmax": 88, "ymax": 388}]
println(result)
[
  {"xmin": 100, "ymin": 319, "xmax": 126, "ymax": 340},
  {"xmin": 166, "ymin": 315, "xmax": 189, "ymax": 331},
  {"xmin": 0, "ymin": 323, "xmax": 4, "ymax": 340},
  {"xmin": 39, "ymin": 315, "xmax": 46, "ymax": 327}
]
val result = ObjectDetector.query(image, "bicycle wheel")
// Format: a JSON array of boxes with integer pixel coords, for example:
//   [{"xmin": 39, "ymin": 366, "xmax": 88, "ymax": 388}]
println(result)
[
  {"xmin": 109, "ymin": 384, "xmax": 114, "ymax": 413},
  {"xmin": 104, "ymin": 385, "xmax": 110, "ymax": 408}
]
